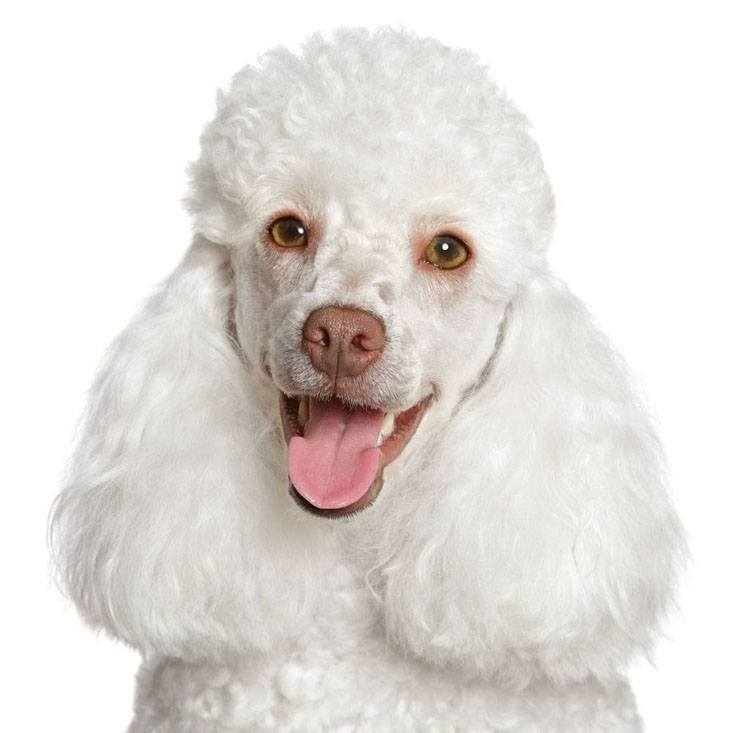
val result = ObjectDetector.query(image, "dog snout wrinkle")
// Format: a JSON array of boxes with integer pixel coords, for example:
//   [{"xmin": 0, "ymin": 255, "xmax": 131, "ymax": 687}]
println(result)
[{"xmin": 303, "ymin": 306, "xmax": 385, "ymax": 379}]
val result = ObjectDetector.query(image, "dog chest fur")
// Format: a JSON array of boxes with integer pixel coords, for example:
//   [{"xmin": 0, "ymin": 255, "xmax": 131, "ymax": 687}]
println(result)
[{"xmin": 129, "ymin": 565, "xmax": 641, "ymax": 733}]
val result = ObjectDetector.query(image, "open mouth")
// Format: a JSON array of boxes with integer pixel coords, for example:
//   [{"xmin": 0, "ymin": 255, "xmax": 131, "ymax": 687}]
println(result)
[{"xmin": 279, "ymin": 393, "xmax": 432, "ymax": 518}]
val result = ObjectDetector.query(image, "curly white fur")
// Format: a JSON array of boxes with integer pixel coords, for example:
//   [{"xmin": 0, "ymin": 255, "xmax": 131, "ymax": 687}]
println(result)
[{"xmin": 50, "ymin": 27, "xmax": 685, "ymax": 732}]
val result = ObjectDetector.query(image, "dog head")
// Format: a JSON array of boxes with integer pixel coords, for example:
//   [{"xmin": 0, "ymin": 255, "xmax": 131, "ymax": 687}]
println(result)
[
  {"xmin": 189, "ymin": 28, "xmax": 553, "ymax": 516},
  {"xmin": 51, "ymin": 28, "xmax": 683, "ymax": 685}
]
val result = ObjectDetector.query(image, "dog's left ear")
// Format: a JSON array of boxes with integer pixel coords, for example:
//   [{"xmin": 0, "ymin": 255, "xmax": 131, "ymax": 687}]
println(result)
[
  {"xmin": 50, "ymin": 238, "xmax": 325, "ymax": 660},
  {"xmin": 366, "ymin": 276, "xmax": 686, "ymax": 686}
]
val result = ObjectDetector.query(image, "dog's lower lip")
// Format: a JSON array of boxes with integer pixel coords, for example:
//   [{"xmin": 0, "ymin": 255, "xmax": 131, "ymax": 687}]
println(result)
[
  {"xmin": 288, "ymin": 474, "xmax": 383, "ymax": 519},
  {"xmin": 279, "ymin": 393, "xmax": 432, "ymax": 517}
]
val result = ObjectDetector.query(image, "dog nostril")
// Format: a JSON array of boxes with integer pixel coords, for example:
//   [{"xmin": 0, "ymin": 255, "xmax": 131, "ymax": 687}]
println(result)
[
  {"xmin": 315, "ymin": 329, "xmax": 329, "ymax": 347},
  {"xmin": 353, "ymin": 330, "xmax": 384, "ymax": 352},
  {"xmin": 304, "ymin": 323, "xmax": 330, "ymax": 348}
]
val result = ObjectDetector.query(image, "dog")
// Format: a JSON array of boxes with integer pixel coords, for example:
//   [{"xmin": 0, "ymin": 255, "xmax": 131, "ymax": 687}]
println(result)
[{"xmin": 51, "ymin": 27, "xmax": 685, "ymax": 731}]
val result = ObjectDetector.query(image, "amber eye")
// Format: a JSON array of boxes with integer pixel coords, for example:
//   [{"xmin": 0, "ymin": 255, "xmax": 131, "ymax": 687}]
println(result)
[
  {"xmin": 269, "ymin": 217, "xmax": 308, "ymax": 248},
  {"xmin": 424, "ymin": 234, "xmax": 469, "ymax": 269}
]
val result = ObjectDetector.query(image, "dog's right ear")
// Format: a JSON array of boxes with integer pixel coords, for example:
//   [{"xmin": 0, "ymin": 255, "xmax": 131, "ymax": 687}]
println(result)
[{"xmin": 50, "ymin": 238, "xmax": 325, "ymax": 660}]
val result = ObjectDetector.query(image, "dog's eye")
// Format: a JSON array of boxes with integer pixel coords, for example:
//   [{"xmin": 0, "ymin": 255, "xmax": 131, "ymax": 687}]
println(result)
[
  {"xmin": 269, "ymin": 217, "xmax": 308, "ymax": 248},
  {"xmin": 424, "ymin": 235, "xmax": 469, "ymax": 269}
]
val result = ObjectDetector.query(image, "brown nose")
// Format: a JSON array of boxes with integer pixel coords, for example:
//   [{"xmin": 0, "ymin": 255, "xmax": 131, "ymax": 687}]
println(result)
[{"xmin": 303, "ymin": 306, "xmax": 386, "ymax": 379}]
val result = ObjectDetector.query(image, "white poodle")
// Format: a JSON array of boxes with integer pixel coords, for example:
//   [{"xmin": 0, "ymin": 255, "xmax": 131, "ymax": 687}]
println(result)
[{"xmin": 51, "ymin": 27, "xmax": 685, "ymax": 732}]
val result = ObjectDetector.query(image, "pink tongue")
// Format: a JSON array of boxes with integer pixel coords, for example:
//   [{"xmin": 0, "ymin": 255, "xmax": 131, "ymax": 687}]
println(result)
[{"xmin": 288, "ymin": 399, "xmax": 384, "ymax": 509}]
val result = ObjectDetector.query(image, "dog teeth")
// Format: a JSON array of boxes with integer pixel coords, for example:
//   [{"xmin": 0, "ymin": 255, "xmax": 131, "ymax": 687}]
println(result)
[
  {"xmin": 382, "ymin": 412, "xmax": 396, "ymax": 437},
  {"xmin": 376, "ymin": 412, "xmax": 396, "ymax": 447},
  {"xmin": 297, "ymin": 397, "xmax": 309, "ymax": 428}
]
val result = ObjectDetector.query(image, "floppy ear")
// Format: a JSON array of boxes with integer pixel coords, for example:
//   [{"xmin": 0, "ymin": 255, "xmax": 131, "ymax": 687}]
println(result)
[
  {"xmin": 363, "ymin": 275, "xmax": 686, "ymax": 686},
  {"xmin": 50, "ymin": 238, "xmax": 327, "ymax": 660}
]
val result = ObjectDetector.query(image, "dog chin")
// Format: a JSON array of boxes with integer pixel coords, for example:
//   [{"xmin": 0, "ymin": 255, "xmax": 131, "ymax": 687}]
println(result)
[{"xmin": 279, "ymin": 392, "xmax": 432, "ymax": 518}]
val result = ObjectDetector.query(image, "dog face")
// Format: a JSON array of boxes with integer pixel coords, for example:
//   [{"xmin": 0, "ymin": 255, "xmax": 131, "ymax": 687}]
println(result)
[{"xmin": 191, "ymin": 30, "xmax": 554, "ymax": 515}]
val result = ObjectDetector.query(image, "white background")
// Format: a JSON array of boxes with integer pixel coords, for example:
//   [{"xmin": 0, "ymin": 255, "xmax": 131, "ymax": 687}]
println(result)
[{"xmin": 2, "ymin": 1, "xmax": 728, "ymax": 731}]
